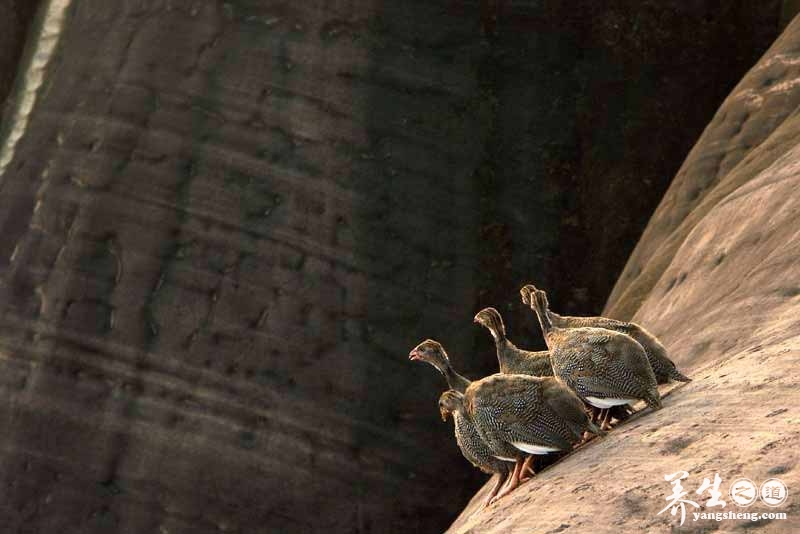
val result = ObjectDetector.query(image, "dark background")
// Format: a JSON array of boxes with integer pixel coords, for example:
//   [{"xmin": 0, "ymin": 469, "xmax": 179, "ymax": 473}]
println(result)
[{"xmin": 0, "ymin": 1, "xmax": 784, "ymax": 532}]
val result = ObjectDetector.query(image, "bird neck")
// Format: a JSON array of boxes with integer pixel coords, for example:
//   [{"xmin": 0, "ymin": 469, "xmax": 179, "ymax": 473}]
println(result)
[
  {"xmin": 490, "ymin": 327, "xmax": 505, "ymax": 343},
  {"xmin": 438, "ymin": 359, "xmax": 471, "ymax": 393},
  {"xmin": 532, "ymin": 296, "xmax": 554, "ymax": 337},
  {"xmin": 495, "ymin": 338, "xmax": 521, "ymax": 373}
]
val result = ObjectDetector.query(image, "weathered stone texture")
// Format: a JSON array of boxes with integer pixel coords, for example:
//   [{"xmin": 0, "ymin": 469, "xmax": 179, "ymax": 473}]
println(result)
[
  {"xmin": 0, "ymin": 2, "xmax": 485, "ymax": 532},
  {"xmin": 0, "ymin": 1, "xmax": 785, "ymax": 533}
]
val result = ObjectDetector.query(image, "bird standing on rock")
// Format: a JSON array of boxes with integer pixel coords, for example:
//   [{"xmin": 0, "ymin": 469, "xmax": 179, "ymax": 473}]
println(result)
[
  {"xmin": 539, "ymin": 300, "xmax": 690, "ymax": 384},
  {"xmin": 438, "ymin": 390, "xmax": 513, "ymax": 508},
  {"xmin": 410, "ymin": 340, "xmax": 514, "ymax": 505},
  {"xmin": 521, "ymin": 285, "xmax": 661, "ymax": 430},
  {"xmin": 408, "ymin": 339, "xmax": 538, "ymax": 480},
  {"xmin": 474, "ymin": 307, "xmax": 633, "ymax": 427},
  {"xmin": 410, "ymin": 339, "xmax": 603, "ymax": 503},
  {"xmin": 463, "ymin": 371, "xmax": 603, "ymax": 502}
]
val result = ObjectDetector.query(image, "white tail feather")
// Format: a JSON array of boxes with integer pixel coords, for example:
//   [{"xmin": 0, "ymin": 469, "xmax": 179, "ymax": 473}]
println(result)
[
  {"xmin": 585, "ymin": 396, "xmax": 635, "ymax": 409},
  {"xmin": 511, "ymin": 442, "xmax": 561, "ymax": 455}
]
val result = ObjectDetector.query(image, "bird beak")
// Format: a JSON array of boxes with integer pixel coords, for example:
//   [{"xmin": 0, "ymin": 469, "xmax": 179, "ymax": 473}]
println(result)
[
  {"xmin": 440, "ymin": 407, "xmax": 449, "ymax": 422},
  {"xmin": 409, "ymin": 349, "xmax": 421, "ymax": 361}
]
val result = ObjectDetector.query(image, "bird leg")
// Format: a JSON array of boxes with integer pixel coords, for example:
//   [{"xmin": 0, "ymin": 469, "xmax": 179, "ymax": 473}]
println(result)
[
  {"xmin": 519, "ymin": 456, "xmax": 536, "ymax": 482},
  {"xmin": 490, "ymin": 458, "xmax": 523, "ymax": 504},
  {"xmin": 481, "ymin": 472, "xmax": 509, "ymax": 510},
  {"xmin": 596, "ymin": 408, "xmax": 607, "ymax": 425},
  {"xmin": 600, "ymin": 408, "xmax": 613, "ymax": 431},
  {"xmin": 497, "ymin": 466, "xmax": 515, "ymax": 493},
  {"xmin": 581, "ymin": 408, "xmax": 603, "ymax": 442},
  {"xmin": 586, "ymin": 404, "xmax": 600, "ymax": 423}
]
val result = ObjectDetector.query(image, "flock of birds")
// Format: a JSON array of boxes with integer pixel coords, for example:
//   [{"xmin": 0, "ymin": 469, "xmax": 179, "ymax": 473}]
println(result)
[{"xmin": 409, "ymin": 284, "xmax": 690, "ymax": 509}]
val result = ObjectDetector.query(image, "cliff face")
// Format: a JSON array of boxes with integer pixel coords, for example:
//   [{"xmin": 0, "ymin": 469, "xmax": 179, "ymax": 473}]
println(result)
[
  {"xmin": 0, "ymin": 2, "xmax": 491, "ymax": 532},
  {"xmin": 0, "ymin": 0, "xmax": 40, "ymax": 103},
  {"xmin": 0, "ymin": 2, "xmax": 785, "ymax": 533},
  {"xmin": 449, "ymin": 15, "xmax": 800, "ymax": 534}
]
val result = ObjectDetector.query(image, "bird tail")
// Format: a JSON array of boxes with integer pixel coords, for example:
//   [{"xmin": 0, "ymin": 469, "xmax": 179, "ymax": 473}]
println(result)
[
  {"xmin": 473, "ymin": 307, "xmax": 506, "ymax": 341},
  {"xmin": 669, "ymin": 367, "xmax": 691, "ymax": 382}
]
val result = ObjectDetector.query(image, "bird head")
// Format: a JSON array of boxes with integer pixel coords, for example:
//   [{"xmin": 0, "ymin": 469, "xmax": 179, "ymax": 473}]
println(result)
[
  {"xmin": 519, "ymin": 284, "xmax": 539, "ymax": 306},
  {"xmin": 409, "ymin": 339, "xmax": 449, "ymax": 373},
  {"xmin": 473, "ymin": 307, "xmax": 499, "ymax": 328},
  {"xmin": 438, "ymin": 390, "xmax": 464, "ymax": 422}
]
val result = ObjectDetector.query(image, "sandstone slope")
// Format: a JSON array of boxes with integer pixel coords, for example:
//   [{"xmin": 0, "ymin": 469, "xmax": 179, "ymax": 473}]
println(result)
[{"xmin": 448, "ymin": 14, "xmax": 800, "ymax": 534}]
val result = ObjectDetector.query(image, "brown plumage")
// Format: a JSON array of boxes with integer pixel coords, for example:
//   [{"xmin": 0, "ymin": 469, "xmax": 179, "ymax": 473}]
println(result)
[
  {"xmin": 463, "ymin": 371, "xmax": 604, "ymax": 501},
  {"xmin": 411, "ymin": 339, "xmax": 602, "ymax": 503},
  {"xmin": 410, "ymin": 340, "xmax": 512, "ymax": 506},
  {"xmin": 474, "ymin": 307, "xmax": 633, "ymax": 423},
  {"xmin": 542, "ymin": 301, "xmax": 690, "ymax": 384},
  {"xmin": 521, "ymin": 285, "xmax": 662, "ymax": 420},
  {"xmin": 439, "ymin": 390, "xmax": 512, "ymax": 507}
]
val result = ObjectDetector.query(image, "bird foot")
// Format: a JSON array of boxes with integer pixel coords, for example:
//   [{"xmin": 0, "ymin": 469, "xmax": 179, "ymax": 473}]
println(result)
[
  {"xmin": 491, "ymin": 479, "xmax": 519, "ymax": 503},
  {"xmin": 520, "ymin": 465, "xmax": 536, "ymax": 482},
  {"xmin": 600, "ymin": 419, "xmax": 614, "ymax": 431},
  {"xmin": 478, "ymin": 497, "xmax": 493, "ymax": 512}
]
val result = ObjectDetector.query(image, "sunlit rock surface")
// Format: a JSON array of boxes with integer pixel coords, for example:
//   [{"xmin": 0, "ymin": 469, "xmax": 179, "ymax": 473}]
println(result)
[{"xmin": 449, "ymin": 15, "xmax": 800, "ymax": 534}]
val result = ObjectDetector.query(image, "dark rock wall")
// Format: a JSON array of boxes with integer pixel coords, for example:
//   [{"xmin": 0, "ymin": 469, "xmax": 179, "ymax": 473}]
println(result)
[
  {"xmin": 0, "ymin": 2, "xmax": 486, "ymax": 533},
  {"xmin": 0, "ymin": 0, "xmax": 41, "ymax": 104},
  {"xmin": 0, "ymin": 1, "xmax": 783, "ymax": 533},
  {"xmin": 477, "ymin": 1, "xmax": 781, "ymax": 352},
  {"xmin": 783, "ymin": 0, "xmax": 800, "ymax": 27}
]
